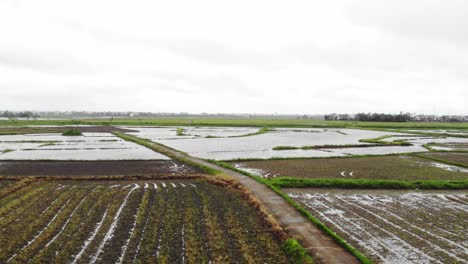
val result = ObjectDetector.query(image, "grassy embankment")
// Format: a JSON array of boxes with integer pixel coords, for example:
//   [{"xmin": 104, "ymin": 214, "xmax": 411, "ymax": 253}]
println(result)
[{"xmin": 273, "ymin": 134, "xmax": 414, "ymax": 151}]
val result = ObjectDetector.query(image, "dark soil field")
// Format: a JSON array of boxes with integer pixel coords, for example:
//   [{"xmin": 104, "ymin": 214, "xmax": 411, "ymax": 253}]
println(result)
[
  {"xmin": 0, "ymin": 179, "xmax": 289, "ymax": 263},
  {"xmin": 0, "ymin": 160, "xmax": 202, "ymax": 177},
  {"xmin": 286, "ymin": 188, "xmax": 468, "ymax": 263},
  {"xmin": 231, "ymin": 156, "xmax": 468, "ymax": 180},
  {"xmin": 417, "ymin": 152, "xmax": 468, "ymax": 166},
  {"xmin": 0, "ymin": 126, "xmax": 136, "ymax": 135}
]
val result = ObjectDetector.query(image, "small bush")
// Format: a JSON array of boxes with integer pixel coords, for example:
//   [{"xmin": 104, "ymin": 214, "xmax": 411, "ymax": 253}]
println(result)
[
  {"xmin": 62, "ymin": 129, "xmax": 82, "ymax": 136},
  {"xmin": 176, "ymin": 127, "xmax": 185, "ymax": 136}
]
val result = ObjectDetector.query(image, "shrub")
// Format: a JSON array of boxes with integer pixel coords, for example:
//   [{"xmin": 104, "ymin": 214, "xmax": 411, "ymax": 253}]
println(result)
[{"xmin": 62, "ymin": 129, "xmax": 82, "ymax": 136}]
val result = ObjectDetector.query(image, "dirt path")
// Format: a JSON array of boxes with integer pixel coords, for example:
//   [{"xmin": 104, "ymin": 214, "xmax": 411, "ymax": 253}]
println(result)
[{"xmin": 144, "ymin": 140, "xmax": 360, "ymax": 264}]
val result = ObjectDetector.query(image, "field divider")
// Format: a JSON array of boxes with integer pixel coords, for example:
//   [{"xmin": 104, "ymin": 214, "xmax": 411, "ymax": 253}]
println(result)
[
  {"xmin": 207, "ymin": 159, "xmax": 373, "ymax": 264},
  {"xmin": 112, "ymin": 132, "xmax": 221, "ymax": 175},
  {"xmin": 268, "ymin": 177, "xmax": 468, "ymax": 190}
]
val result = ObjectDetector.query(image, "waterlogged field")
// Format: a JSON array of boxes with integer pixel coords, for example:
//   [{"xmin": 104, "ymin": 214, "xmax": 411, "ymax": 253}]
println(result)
[
  {"xmin": 417, "ymin": 152, "xmax": 468, "ymax": 167},
  {"xmin": 429, "ymin": 143, "xmax": 468, "ymax": 151},
  {"xmin": 0, "ymin": 180, "xmax": 288, "ymax": 263},
  {"xmin": 0, "ymin": 133, "xmax": 169, "ymax": 160},
  {"xmin": 407, "ymin": 129, "xmax": 468, "ymax": 136},
  {"xmin": 286, "ymin": 188, "xmax": 468, "ymax": 264},
  {"xmin": 231, "ymin": 156, "xmax": 468, "ymax": 180},
  {"xmin": 381, "ymin": 135, "xmax": 468, "ymax": 149},
  {"xmin": 124, "ymin": 126, "xmax": 259, "ymax": 140},
  {"xmin": 128, "ymin": 127, "xmax": 429, "ymax": 160}
]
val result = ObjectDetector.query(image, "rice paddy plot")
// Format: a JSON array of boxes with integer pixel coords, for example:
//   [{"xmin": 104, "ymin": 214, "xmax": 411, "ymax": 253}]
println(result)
[
  {"xmin": 230, "ymin": 156, "xmax": 468, "ymax": 180},
  {"xmin": 417, "ymin": 152, "xmax": 468, "ymax": 167},
  {"xmin": 0, "ymin": 180, "xmax": 288, "ymax": 263},
  {"xmin": 124, "ymin": 126, "xmax": 260, "ymax": 140},
  {"xmin": 285, "ymin": 188, "xmax": 468, "ymax": 264},
  {"xmin": 0, "ymin": 133, "xmax": 169, "ymax": 160},
  {"xmin": 129, "ymin": 127, "xmax": 425, "ymax": 160}
]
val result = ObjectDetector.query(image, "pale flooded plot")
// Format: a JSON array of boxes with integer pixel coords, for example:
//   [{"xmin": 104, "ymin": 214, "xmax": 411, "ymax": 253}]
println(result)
[
  {"xmin": 128, "ymin": 127, "xmax": 425, "ymax": 160},
  {"xmin": 407, "ymin": 129, "xmax": 468, "ymax": 135},
  {"xmin": 383, "ymin": 135, "xmax": 468, "ymax": 145},
  {"xmin": 382, "ymin": 135, "xmax": 468, "ymax": 152},
  {"xmin": 286, "ymin": 188, "xmax": 468, "ymax": 264},
  {"xmin": 0, "ymin": 133, "xmax": 169, "ymax": 160},
  {"xmin": 123, "ymin": 126, "xmax": 260, "ymax": 140}
]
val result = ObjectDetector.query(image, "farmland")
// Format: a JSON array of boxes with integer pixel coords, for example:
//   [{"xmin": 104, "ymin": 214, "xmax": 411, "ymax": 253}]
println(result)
[
  {"xmin": 230, "ymin": 155, "xmax": 468, "ymax": 180},
  {"xmin": 128, "ymin": 127, "xmax": 430, "ymax": 160},
  {"xmin": 0, "ymin": 132, "xmax": 168, "ymax": 160},
  {"xmin": 1, "ymin": 122, "xmax": 467, "ymax": 264},
  {"xmin": 285, "ymin": 188, "xmax": 468, "ymax": 264},
  {"xmin": 0, "ymin": 160, "xmax": 201, "ymax": 177},
  {"xmin": 0, "ymin": 179, "xmax": 289, "ymax": 263}
]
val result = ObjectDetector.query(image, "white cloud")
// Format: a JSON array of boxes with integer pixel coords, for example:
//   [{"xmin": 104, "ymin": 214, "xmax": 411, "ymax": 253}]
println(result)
[{"xmin": 0, "ymin": 0, "xmax": 466, "ymax": 114}]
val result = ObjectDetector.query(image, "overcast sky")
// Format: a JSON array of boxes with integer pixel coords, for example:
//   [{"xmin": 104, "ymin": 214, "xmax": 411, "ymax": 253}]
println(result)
[{"xmin": 0, "ymin": 0, "xmax": 467, "ymax": 114}]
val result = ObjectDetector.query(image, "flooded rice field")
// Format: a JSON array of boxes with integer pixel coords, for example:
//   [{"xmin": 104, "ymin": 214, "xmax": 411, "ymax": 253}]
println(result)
[
  {"xmin": 126, "ymin": 127, "xmax": 429, "ymax": 160},
  {"xmin": 286, "ymin": 188, "xmax": 468, "ymax": 264},
  {"xmin": 123, "ymin": 126, "xmax": 259, "ymax": 140},
  {"xmin": 0, "ymin": 133, "xmax": 169, "ymax": 160}
]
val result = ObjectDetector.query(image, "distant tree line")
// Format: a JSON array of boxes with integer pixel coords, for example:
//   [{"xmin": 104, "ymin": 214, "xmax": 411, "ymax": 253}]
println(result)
[
  {"xmin": 325, "ymin": 112, "xmax": 468, "ymax": 122},
  {"xmin": 0, "ymin": 111, "xmax": 38, "ymax": 118}
]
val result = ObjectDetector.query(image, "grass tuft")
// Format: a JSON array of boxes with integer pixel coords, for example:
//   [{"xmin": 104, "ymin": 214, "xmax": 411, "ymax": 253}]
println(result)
[
  {"xmin": 62, "ymin": 129, "xmax": 82, "ymax": 136},
  {"xmin": 176, "ymin": 127, "xmax": 185, "ymax": 136},
  {"xmin": 282, "ymin": 239, "xmax": 314, "ymax": 264}
]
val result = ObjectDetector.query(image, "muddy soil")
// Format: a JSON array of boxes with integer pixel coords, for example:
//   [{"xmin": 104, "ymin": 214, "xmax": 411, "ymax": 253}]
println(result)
[{"xmin": 0, "ymin": 160, "xmax": 202, "ymax": 177}]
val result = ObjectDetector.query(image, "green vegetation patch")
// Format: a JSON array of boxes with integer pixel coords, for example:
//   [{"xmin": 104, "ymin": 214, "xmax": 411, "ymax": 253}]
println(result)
[
  {"xmin": 359, "ymin": 135, "xmax": 412, "ymax": 146},
  {"xmin": 62, "ymin": 129, "xmax": 82, "ymax": 136},
  {"xmin": 1, "ymin": 149, "xmax": 14, "ymax": 154},
  {"xmin": 269, "ymin": 178, "xmax": 468, "ymax": 190},
  {"xmin": 176, "ymin": 127, "xmax": 185, "ymax": 136}
]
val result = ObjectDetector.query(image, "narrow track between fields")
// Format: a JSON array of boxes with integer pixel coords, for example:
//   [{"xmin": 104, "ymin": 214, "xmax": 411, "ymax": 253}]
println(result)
[{"xmin": 133, "ymin": 137, "xmax": 360, "ymax": 264}]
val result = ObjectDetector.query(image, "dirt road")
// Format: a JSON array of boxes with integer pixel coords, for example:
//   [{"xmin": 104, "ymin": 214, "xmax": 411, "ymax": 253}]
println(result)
[{"xmin": 138, "ymin": 138, "xmax": 360, "ymax": 264}]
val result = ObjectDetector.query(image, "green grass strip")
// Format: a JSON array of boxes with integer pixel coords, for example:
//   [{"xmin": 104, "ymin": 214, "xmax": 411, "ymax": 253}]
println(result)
[
  {"xmin": 205, "ymin": 159, "xmax": 372, "ymax": 264},
  {"xmin": 269, "ymin": 177, "xmax": 468, "ymax": 190},
  {"xmin": 113, "ymin": 132, "xmax": 221, "ymax": 175},
  {"xmin": 229, "ymin": 127, "xmax": 272, "ymax": 138},
  {"xmin": 282, "ymin": 239, "xmax": 314, "ymax": 264},
  {"xmin": 359, "ymin": 135, "xmax": 412, "ymax": 146}
]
